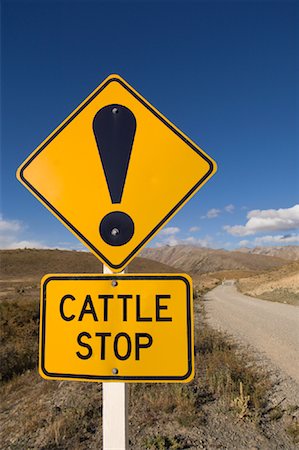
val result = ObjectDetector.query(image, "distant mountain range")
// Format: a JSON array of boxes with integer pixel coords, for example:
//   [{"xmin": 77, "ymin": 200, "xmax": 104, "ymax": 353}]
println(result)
[
  {"xmin": 235, "ymin": 245, "xmax": 299, "ymax": 260},
  {"xmin": 1, "ymin": 245, "xmax": 297, "ymax": 281},
  {"xmin": 141, "ymin": 245, "xmax": 298, "ymax": 275}
]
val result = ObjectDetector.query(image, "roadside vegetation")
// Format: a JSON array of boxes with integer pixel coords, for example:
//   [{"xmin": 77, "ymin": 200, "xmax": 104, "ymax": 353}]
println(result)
[
  {"xmin": 0, "ymin": 250, "xmax": 298, "ymax": 448},
  {"xmin": 237, "ymin": 261, "xmax": 299, "ymax": 306},
  {"xmin": 2, "ymin": 287, "xmax": 298, "ymax": 449},
  {"xmin": 0, "ymin": 297, "xmax": 39, "ymax": 382}
]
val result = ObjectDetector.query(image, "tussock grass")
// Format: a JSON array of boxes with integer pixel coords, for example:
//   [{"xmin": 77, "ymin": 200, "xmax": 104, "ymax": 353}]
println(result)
[
  {"xmin": 286, "ymin": 419, "xmax": 299, "ymax": 444},
  {"xmin": 130, "ymin": 383, "xmax": 199, "ymax": 428},
  {"xmin": 1, "ymin": 290, "xmax": 273, "ymax": 448},
  {"xmin": 1, "ymin": 372, "xmax": 103, "ymax": 449},
  {"xmin": 196, "ymin": 324, "xmax": 270, "ymax": 416},
  {"xmin": 143, "ymin": 434, "xmax": 182, "ymax": 449},
  {"xmin": 0, "ymin": 297, "xmax": 39, "ymax": 382}
]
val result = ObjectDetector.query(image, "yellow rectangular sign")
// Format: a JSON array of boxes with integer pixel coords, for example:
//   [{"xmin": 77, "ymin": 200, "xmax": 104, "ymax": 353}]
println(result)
[{"xmin": 40, "ymin": 274, "xmax": 194, "ymax": 382}]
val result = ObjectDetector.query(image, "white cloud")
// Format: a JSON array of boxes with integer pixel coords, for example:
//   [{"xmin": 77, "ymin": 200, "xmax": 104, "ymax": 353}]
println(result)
[
  {"xmin": 201, "ymin": 208, "xmax": 221, "ymax": 219},
  {"xmin": 0, "ymin": 216, "xmax": 22, "ymax": 233},
  {"xmin": 254, "ymin": 234, "xmax": 299, "ymax": 245},
  {"xmin": 224, "ymin": 204, "xmax": 235, "ymax": 213},
  {"xmin": 184, "ymin": 236, "xmax": 213, "ymax": 247},
  {"xmin": 239, "ymin": 240, "xmax": 250, "ymax": 247},
  {"xmin": 159, "ymin": 226, "xmax": 180, "ymax": 236},
  {"xmin": 201, "ymin": 205, "xmax": 235, "ymax": 219},
  {"xmin": 155, "ymin": 236, "xmax": 179, "ymax": 247},
  {"xmin": 155, "ymin": 234, "xmax": 214, "ymax": 248},
  {"xmin": 57, "ymin": 241, "xmax": 87, "ymax": 251},
  {"xmin": 189, "ymin": 226, "xmax": 200, "ymax": 232},
  {"xmin": 0, "ymin": 215, "xmax": 89, "ymax": 251},
  {"xmin": 2, "ymin": 239, "xmax": 47, "ymax": 249},
  {"xmin": 224, "ymin": 205, "xmax": 299, "ymax": 236},
  {"xmin": 0, "ymin": 215, "xmax": 46, "ymax": 249}
]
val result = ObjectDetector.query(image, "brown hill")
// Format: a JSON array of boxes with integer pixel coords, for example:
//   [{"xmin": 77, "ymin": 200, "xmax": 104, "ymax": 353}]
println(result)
[
  {"xmin": 236, "ymin": 245, "xmax": 299, "ymax": 261},
  {"xmin": 141, "ymin": 245, "xmax": 289, "ymax": 275},
  {"xmin": 0, "ymin": 250, "xmax": 296, "ymax": 449},
  {"xmin": 237, "ymin": 260, "xmax": 299, "ymax": 305},
  {"xmin": 0, "ymin": 248, "xmax": 177, "ymax": 280}
]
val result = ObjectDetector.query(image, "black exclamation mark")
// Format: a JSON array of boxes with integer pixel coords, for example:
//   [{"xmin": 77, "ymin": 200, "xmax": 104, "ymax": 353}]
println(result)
[{"xmin": 93, "ymin": 104, "xmax": 136, "ymax": 246}]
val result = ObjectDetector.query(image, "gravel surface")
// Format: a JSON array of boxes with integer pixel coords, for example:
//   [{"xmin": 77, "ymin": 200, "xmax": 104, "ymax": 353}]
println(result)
[{"xmin": 204, "ymin": 282, "xmax": 299, "ymax": 406}]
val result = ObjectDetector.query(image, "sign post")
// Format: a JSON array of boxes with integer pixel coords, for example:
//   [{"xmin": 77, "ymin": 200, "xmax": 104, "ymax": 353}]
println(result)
[
  {"xmin": 17, "ymin": 74, "xmax": 217, "ymax": 449},
  {"xmin": 102, "ymin": 265, "xmax": 128, "ymax": 450},
  {"xmin": 103, "ymin": 381, "xmax": 128, "ymax": 450}
]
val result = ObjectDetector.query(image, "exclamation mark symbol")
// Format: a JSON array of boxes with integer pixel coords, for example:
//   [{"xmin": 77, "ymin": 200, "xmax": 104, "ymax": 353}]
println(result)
[{"xmin": 93, "ymin": 104, "xmax": 136, "ymax": 246}]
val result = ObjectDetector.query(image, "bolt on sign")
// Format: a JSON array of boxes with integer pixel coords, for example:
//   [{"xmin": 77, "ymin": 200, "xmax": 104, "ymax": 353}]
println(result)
[
  {"xmin": 17, "ymin": 74, "xmax": 217, "ymax": 272},
  {"xmin": 40, "ymin": 274, "xmax": 193, "ymax": 382}
]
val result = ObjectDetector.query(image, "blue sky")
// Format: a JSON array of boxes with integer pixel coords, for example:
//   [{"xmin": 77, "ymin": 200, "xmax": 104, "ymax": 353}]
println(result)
[{"xmin": 1, "ymin": 0, "xmax": 298, "ymax": 252}]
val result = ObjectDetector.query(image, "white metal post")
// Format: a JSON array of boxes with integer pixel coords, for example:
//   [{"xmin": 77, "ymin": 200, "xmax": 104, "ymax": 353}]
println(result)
[{"xmin": 103, "ymin": 264, "xmax": 129, "ymax": 450}]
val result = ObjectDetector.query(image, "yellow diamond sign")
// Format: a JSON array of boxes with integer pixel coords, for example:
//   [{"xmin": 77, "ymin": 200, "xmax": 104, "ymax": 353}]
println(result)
[{"xmin": 17, "ymin": 74, "xmax": 217, "ymax": 272}]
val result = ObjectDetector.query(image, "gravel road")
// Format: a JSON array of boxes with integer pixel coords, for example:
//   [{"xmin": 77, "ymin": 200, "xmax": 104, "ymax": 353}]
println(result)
[{"xmin": 204, "ymin": 282, "xmax": 299, "ymax": 402}]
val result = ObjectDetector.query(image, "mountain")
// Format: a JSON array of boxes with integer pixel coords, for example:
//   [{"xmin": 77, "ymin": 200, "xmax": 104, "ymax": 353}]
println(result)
[
  {"xmin": 1, "ymin": 247, "xmax": 293, "ymax": 282},
  {"xmin": 236, "ymin": 245, "xmax": 299, "ymax": 261},
  {"xmin": 237, "ymin": 260, "xmax": 299, "ymax": 305},
  {"xmin": 141, "ymin": 245, "xmax": 289, "ymax": 274},
  {"xmin": 0, "ymin": 249, "xmax": 177, "ymax": 279}
]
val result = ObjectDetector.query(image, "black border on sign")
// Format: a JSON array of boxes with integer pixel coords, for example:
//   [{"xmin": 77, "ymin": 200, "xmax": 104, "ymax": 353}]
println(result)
[
  {"xmin": 40, "ymin": 275, "xmax": 193, "ymax": 381},
  {"xmin": 19, "ymin": 77, "xmax": 215, "ymax": 270}
]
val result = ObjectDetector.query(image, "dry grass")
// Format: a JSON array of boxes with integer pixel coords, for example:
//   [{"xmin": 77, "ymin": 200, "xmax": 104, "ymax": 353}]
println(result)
[
  {"xmin": 130, "ymin": 383, "xmax": 199, "ymax": 428},
  {"xmin": 196, "ymin": 297, "xmax": 270, "ymax": 419},
  {"xmin": 0, "ymin": 297, "xmax": 39, "ymax": 382},
  {"xmin": 237, "ymin": 261, "xmax": 299, "ymax": 305},
  {"xmin": 141, "ymin": 245, "xmax": 289, "ymax": 275},
  {"xmin": 0, "ymin": 249, "xmax": 177, "ymax": 279},
  {"xmin": 0, "ymin": 290, "xmax": 273, "ymax": 449},
  {"xmin": 0, "ymin": 250, "xmax": 293, "ymax": 449},
  {"xmin": 143, "ymin": 434, "xmax": 182, "ymax": 449},
  {"xmin": 286, "ymin": 419, "xmax": 299, "ymax": 444},
  {"xmin": 1, "ymin": 372, "xmax": 103, "ymax": 449}
]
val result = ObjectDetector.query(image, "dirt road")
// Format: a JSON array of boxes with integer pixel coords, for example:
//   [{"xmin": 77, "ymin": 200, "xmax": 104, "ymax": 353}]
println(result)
[{"xmin": 204, "ymin": 283, "xmax": 299, "ymax": 387}]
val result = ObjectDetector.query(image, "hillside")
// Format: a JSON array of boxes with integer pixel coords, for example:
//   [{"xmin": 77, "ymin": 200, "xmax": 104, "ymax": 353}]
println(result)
[
  {"xmin": 237, "ymin": 260, "xmax": 299, "ymax": 305},
  {"xmin": 0, "ymin": 250, "xmax": 179, "ymax": 304},
  {"xmin": 1, "ymin": 249, "xmax": 297, "ymax": 449},
  {"xmin": 1, "ymin": 247, "xmax": 295, "ymax": 302},
  {"xmin": 236, "ymin": 245, "xmax": 299, "ymax": 261},
  {"xmin": 0, "ymin": 249, "xmax": 177, "ymax": 279},
  {"xmin": 141, "ymin": 245, "xmax": 289, "ymax": 275}
]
